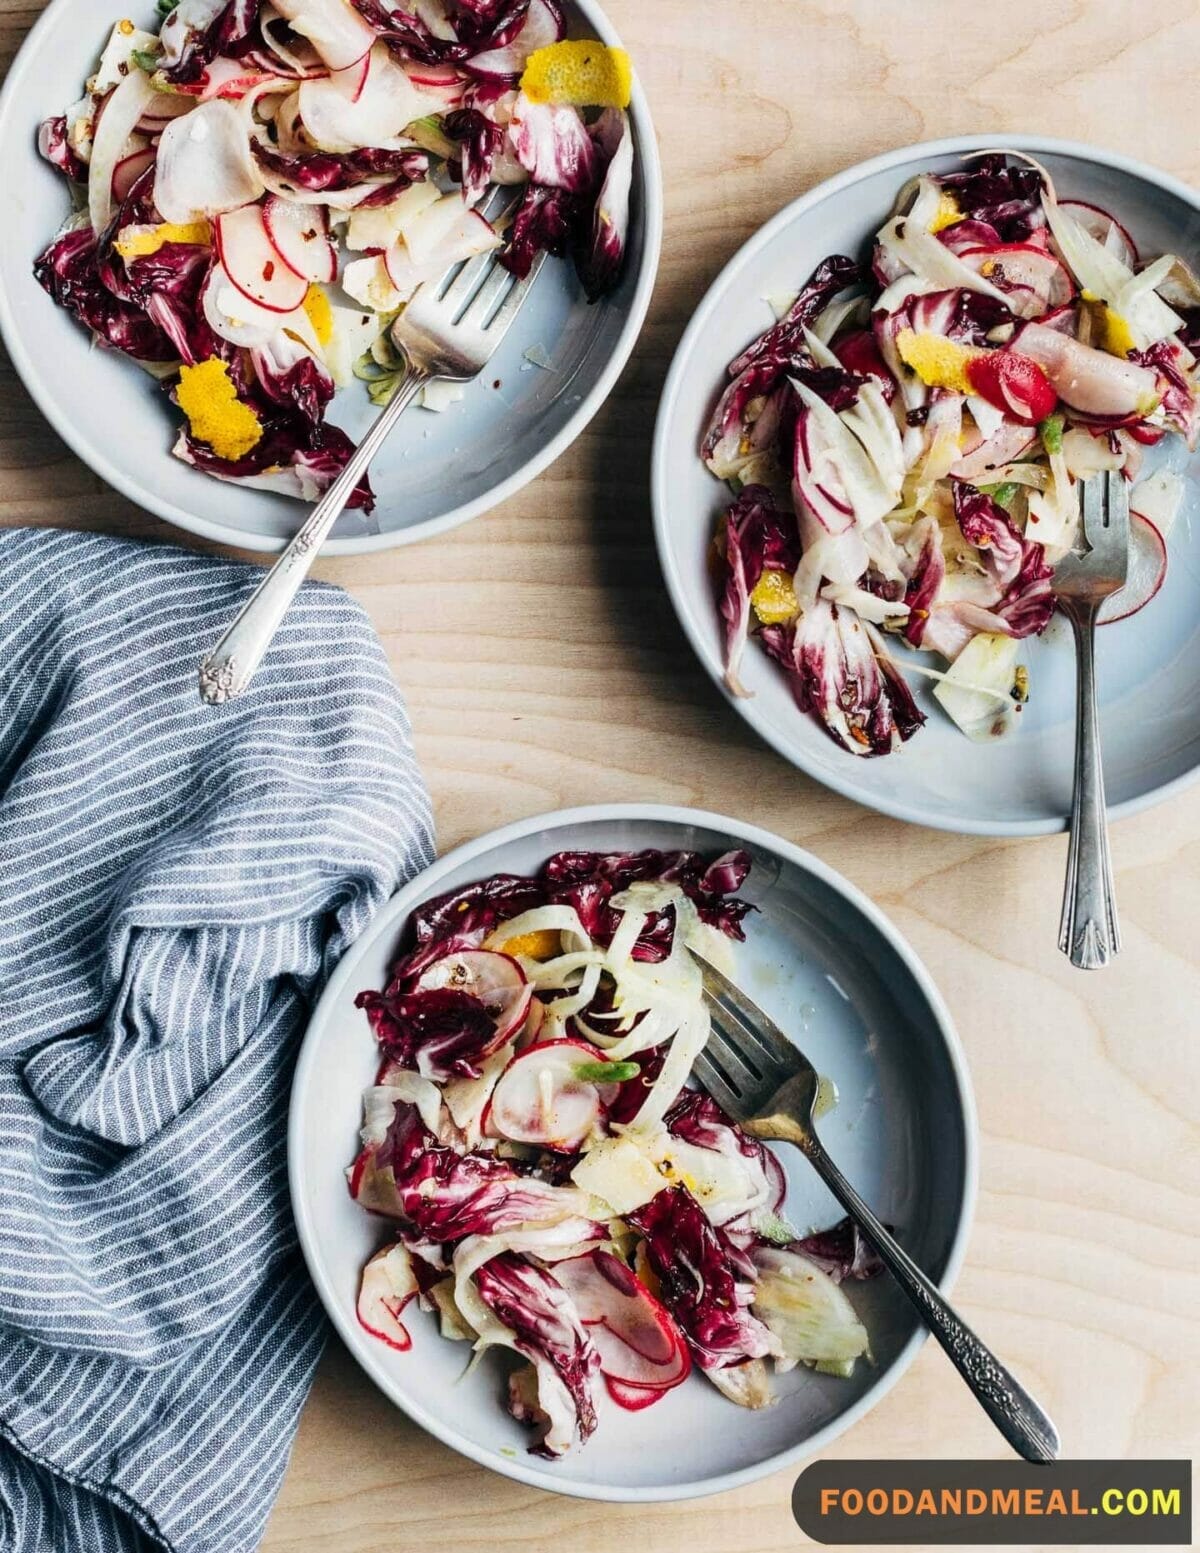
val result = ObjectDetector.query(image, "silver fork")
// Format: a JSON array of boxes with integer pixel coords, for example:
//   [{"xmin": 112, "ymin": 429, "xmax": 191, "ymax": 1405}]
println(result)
[
  {"xmin": 198, "ymin": 198, "xmax": 546, "ymax": 705},
  {"xmin": 1053, "ymin": 471, "xmax": 1130, "ymax": 969},
  {"xmin": 693, "ymin": 959, "xmax": 1061, "ymax": 1464}
]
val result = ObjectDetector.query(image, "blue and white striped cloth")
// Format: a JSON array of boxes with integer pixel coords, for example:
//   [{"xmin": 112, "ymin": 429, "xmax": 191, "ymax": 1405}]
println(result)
[{"xmin": 0, "ymin": 527, "xmax": 435, "ymax": 1553}]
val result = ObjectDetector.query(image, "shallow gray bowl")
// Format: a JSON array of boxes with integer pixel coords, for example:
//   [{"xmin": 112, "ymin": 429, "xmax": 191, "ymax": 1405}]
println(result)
[
  {"xmin": 289, "ymin": 804, "xmax": 976, "ymax": 1501},
  {"xmin": 0, "ymin": 0, "xmax": 661, "ymax": 553},
  {"xmin": 653, "ymin": 135, "xmax": 1200, "ymax": 834}
]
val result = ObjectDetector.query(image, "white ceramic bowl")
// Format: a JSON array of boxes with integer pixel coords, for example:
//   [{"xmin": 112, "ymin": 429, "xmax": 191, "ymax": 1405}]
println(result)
[
  {"xmin": 289, "ymin": 804, "xmax": 976, "ymax": 1501},
  {"xmin": 653, "ymin": 136, "xmax": 1200, "ymax": 835},
  {"xmin": 0, "ymin": 0, "xmax": 661, "ymax": 553}
]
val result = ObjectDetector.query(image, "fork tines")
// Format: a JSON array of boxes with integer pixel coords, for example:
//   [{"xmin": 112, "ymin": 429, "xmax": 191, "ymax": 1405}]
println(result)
[
  {"xmin": 424, "ymin": 189, "xmax": 543, "ymax": 334},
  {"xmin": 692, "ymin": 961, "xmax": 803, "ymax": 1118}
]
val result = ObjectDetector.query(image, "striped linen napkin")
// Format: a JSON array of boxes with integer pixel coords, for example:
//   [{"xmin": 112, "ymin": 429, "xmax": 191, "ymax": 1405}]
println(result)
[{"xmin": 0, "ymin": 527, "xmax": 435, "ymax": 1553}]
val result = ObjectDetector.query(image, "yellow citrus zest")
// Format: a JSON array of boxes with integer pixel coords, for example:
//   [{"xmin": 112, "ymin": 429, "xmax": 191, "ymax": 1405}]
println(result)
[
  {"xmin": 750, "ymin": 569, "xmax": 799, "ymax": 625},
  {"xmin": 302, "ymin": 283, "xmax": 333, "ymax": 346},
  {"xmin": 496, "ymin": 929, "xmax": 562, "ymax": 961},
  {"xmin": 928, "ymin": 191, "xmax": 961, "ymax": 234},
  {"xmin": 1098, "ymin": 305, "xmax": 1136, "ymax": 359},
  {"xmin": 175, "ymin": 359, "xmax": 263, "ymax": 462},
  {"xmin": 520, "ymin": 40, "xmax": 632, "ymax": 109},
  {"xmin": 114, "ymin": 220, "xmax": 211, "ymax": 261},
  {"xmin": 896, "ymin": 328, "xmax": 980, "ymax": 395}
]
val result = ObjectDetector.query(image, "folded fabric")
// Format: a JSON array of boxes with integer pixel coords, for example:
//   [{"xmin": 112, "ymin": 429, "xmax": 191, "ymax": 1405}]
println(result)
[{"xmin": 0, "ymin": 528, "xmax": 435, "ymax": 1553}]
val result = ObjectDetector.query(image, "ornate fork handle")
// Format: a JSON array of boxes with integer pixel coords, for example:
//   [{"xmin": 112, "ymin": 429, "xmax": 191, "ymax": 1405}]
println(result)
[
  {"xmin": 1058, "ymin": 602, "xmax": 1121, "ymax": 968},
  {"xmin": 199, "ymin": 365, "xmax": 429, "ymax": 706},
  {"xmin": 799, "ymin": 1131, "xmax": 1060, "ymax": 1463}
]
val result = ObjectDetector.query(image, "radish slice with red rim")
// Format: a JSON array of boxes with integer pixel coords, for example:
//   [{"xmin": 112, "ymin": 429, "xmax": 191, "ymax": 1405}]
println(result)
[
  {"xmin": 262, "ymin": 195, "xmax": 336, "ymax": 282},
  {"xmin": 484, "ymin": 1037, "xmax": 613, "ymax": 1151},
  {"xmin": 1058, "ymin": 199, "xmax": 1139, "ymax": 269},
  {"xmin": 111, "ymin": 146, "xmax": 156, "ymax": 204},
  {"xmin": 357, "ymin": 1244, "xmax": 418, "ymax": 1350},
  {"xmin": 215, "ymin": 202, "xmax": 311, "ymax": 313},
  {"xmin": 958, "ymin": 244, "xmax": 1074, "ymax": 318},
  {"xmin": 415, "ymin": 949, "xmax": 531, "ymax": 1046},
  {"xmin": 1098, "ymin": 511, "xmax": 1167, "ymax": 624},
  {"xmin": 554, "ymin": 1249, "xmax": 691, "ymax": 1396}
]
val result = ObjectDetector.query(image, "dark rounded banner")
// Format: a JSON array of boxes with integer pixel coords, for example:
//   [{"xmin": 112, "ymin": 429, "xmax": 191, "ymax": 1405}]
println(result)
[{"xmin": 793, "ymin": 1461, "xmax": 1192, "ymax": 1545}]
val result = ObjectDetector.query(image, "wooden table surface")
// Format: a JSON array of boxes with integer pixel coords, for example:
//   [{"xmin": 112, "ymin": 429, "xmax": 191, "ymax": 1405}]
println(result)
[{"xmin": 3, "ymin": 2, "xmax": 1199, "ymax": 1549}]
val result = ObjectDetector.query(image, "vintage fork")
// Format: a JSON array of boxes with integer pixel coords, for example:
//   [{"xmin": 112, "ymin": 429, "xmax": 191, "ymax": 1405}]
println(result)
[
  {"xmin": 1052, "ymin": 471, "xmax": 1130, "ymax": 969},
  {"xmin": 693, "ymin": 959, "xmax": 1061, "ymax": 1464},
  {"xmin": 198, "ymin": 195, "xmax": 547, "ymax": 705}
]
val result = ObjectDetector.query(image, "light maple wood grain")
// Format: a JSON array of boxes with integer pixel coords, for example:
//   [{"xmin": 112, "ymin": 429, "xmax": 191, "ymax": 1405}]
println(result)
[{"xmin": 2, "ymin": 3, "xmax": 1199, "ymax": 1550}]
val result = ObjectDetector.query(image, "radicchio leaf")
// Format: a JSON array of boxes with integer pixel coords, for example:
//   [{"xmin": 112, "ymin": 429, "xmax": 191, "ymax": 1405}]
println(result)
[
  {"xmin": 793, "ymin": 1216, "xmax": 885, "ymax": 1283},
  {"xmin": 953, "ymin": 483, "xmax": 1054, "ymax": 637},
  {"xmin": 252, "ymin": 141, "xmax": 430, "ymax": 194},
  {"xmin": 38, "ymin": 116, "xmax": 86, "ymax": 182},
  {"xmin": 628, "ymin": 1185, "xmax": 778, "ymax": 1371},
  {"xmin": 761, "ymin": 599, "xmax": 924, "ymax": 756},
  {"xmin": 934, "ymin": 154, "xmax": 1046, "ymax": 243},
  {"xmin": 1130, "ymin": 338, "xmax": 1200, "ymax": 450},
  {"xmin": 356, "ymin": 986, "xmax": 501, "ymax": 1080},
  {"xmin": 159, "ymin": 0, "xmax": 264, "ymax": 87},
  {"xmin": 475, "ymin": 1252, "xmax": 600, "ymax": 1456},
  {"xmin": 702, "ymin": 255, "xmax": 862, "ymax": 464},
  {"xmin": 715, "ymin": 484, "xmax": 801, "ymax": 697}
]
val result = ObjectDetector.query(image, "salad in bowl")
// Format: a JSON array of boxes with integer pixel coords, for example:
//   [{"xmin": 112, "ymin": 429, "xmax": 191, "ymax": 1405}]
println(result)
[
  {"xmin": 347, "ymin": 847, "xmax": 880, "ymax": 1458},
  {"xmin": 34, "ymin": 0, "xmax": 635, "ymax": 512},
  {"xmin": 705, "ymin": 153, "xmax": 1199, "ymax": 755}
]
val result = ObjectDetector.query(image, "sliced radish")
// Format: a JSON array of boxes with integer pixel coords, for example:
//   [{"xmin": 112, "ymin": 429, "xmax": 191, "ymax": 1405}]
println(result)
[
  {"xmin": 258, "ymin": 6, "xmax": 330, "ymax": 79},
  {"xmin": 485, "ymin": 1038, "xmax": 612, "ymax": 1151},
  {"xmin": 269, "ymin": 0, "xmax": 376, "ymax": 72},
  {"xmin": 403, "ymin": 62, "xmax": 467, "ymax": 105},
  {"xmin": 1098, "ymin": 511, "xmax": 1167, "ymax": 624},
  {"xmin": 88, "ymin": 69, "xmax": 157, "ymax": 234},
  {"xmin": 136, "ymin": 97, "xmax": 194, "ymax": 132},
  {"xmin": 949, "ymin": 419, "xmax": 1037, "ymax": 481},
  {"xmin": 155, "ymin": 98, "xmax": 266, "ymax": 225},
  {"xmin": 415, "ymin": 949, "xmax": 532, "ymax": 1047},
  {"xmin": 262, "ymin": 194, "xmax": 336, "ymax": 281},
  {"xmin": 202, "ymin": 262, "xmax": 316, "ymax": 350},
  {"xmin": 298, "ymin": 45, "xmax": 426, "ymax": 150},
  {"xmin": 357, "ymin": 1244, "xmax": 418, "ymax": 1350},
  {"xmin": 1015, "ymin": 322, "xmax": 1159, "ymax": 419},
  {"xmin": 958, "ymin": 243, "xmax": 1073, "ymax": 319},
  {"xmin": 196, "ymin": 56, "xmax": 285, "ymax": 102},
  {"xmin": 466, "ymin": 0, "xmax": 565, "ymax": 81},
  {"xmin": 111, "ymin": 145, "xmax": 156, "ymax": 204},
  {"xmin": 215, "ymin": 202, "xmax": 311, "ymax": 313},
  {"xmin": 554, "ymin": 1249, "xmax": 691, "ymax": 1403},
  {"xmin": 1058, "ymin": 199, "xmax": 1139, "ymax": 269},
  {"xmin": 382, "ymin": 243, "xmax": 447, "ymax": 297}
]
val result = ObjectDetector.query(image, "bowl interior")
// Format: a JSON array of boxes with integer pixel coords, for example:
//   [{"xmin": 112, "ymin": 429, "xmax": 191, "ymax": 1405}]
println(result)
[
  {"xmin": 0, "ymin": 0, "xmax": 657, "ymax": 553},
  {"xmin": 654, "ymin": 139, "xmax": 1200, "ymax": 834},
  {"xmin": 290, "ymin": 808, "xmax": 973, "ymax": 1499}
]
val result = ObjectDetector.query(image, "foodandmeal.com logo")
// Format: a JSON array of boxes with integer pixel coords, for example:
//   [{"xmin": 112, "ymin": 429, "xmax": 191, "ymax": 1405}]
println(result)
[{"xmin": 792, "ymin": 1461, "xmax": 1192, "ymax": 1545}]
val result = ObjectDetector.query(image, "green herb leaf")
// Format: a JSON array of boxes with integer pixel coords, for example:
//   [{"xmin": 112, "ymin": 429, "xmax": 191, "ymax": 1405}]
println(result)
[
  {"xmin": 978, "ymin": 480, "xmax": 1020, "ymax": 511},
  {"xmin": 1038, "ymin": 412, "xmax": 1065, "ymax": 456},
  {"xmin": 157, "ymin": 0, "xmax": 180, "ymax": 14},
  {"xmin": 131, "ymin": 47, "xmax": 161, "ymax": 72},
  {"xmin": 573, "ymin": 1060, "xmax": 640, "ymax": 1084}
]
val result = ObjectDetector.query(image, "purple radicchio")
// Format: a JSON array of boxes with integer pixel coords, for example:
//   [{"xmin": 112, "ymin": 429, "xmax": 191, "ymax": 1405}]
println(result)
[
  {"xmin": 383, "ymin": 850, "xmax": 753, "ymax": 986},
  {"xmin": 38, "ymin": 116, "xmax": 86, "ymax": 182},
  {"xmin": 509, "ymin": 94, "xmax": 596, "ymax": 191},
  {"xmin": 1130, "ymin": 338, "xmax": 1200, "ymax": 450},
  {"xmin": 442, "ymin": 106, "xmax": 508, "ymax": 200},
  {"xmin": 702, "ymin": 255, "xmax": 863, "ymax": 467},
  {"xmin": 35, "ymin": 225, "xmax": 183, "ymax": 362},
  {"xmin": 901, "ymin": 514, "xmax": 947, "ymax": 647},
  {"xmin": 349, "ymin": 1097, "xmax": 595, "ymax": 1239},
  {"xmin": 350, "ymin": 0, "xmax": 542, "ymax": 67},
  {"xmin": 159, "ymin": 0, "xmax": 263, "ymax": 87},
  {"xmin": 792, "ymin": 1216, "xmax": 885, "ymax": 1283},
  {"xmin": 716, "ymin": 484, "xmax": 801, "ymax": 697},
  {"xmin": 933, "ymin": 154, "xmax": 1046, "ymax": 242},
  {"xmin": 576, "ymin": 108, "xmax": 632, "ymax": 301},
  {"xmin": 475, "ymin": 1252, "xmax": 600, "ymax": 1456},
  {"xmin": 761, "ymin": 598, "xmax": 924, "ymax": 756},
  {"xmin": 356, "ymin": 986, "xmax": 503, "ymax": 1080},
  {"xmin": 628, "ymin": 1185, "xmax": 778, "ymax": 1371},
  {"xmin": 953, "ymin": 483, "xmax": 1054, "ymax": 637},
  {"xmin": 253, "ymin": 142, "xmax": 430, "ymax": 195}
]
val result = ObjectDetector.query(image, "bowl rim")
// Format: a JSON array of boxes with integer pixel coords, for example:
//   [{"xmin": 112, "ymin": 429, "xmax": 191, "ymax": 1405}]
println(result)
[
  {"xmin": 651, "ymin": 132, "xmax": 1200, "ymax": 837},
  {"xmin": 288, "ymin": 801, "xmax": 979, "ymax": 1502},
  {"xmin": 0, "ymin": 0, "xmax": 663, "ymax": 556}
]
